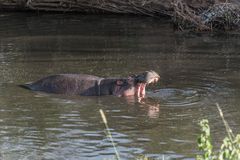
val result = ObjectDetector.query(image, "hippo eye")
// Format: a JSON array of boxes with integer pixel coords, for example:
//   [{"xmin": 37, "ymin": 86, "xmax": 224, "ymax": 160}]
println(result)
[
  {"xmin": 123, "ymin": 80, "xmax": 129, "ymax": 86},
  {"xmin": 116, "ymin": 80, "xmax": 128, "ymax": 86}
]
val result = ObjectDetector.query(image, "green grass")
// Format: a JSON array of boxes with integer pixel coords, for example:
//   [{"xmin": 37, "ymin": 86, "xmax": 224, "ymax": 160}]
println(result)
[{"xmin": 197, "ymin": 103, "xmax": 240, "ymax": 160}]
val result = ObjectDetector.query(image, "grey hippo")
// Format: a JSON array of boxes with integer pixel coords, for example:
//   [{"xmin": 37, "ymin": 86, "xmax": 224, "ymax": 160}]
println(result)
[{"xmin": 20, "ymin": 70, "xmax": 160, "ymax": 97}]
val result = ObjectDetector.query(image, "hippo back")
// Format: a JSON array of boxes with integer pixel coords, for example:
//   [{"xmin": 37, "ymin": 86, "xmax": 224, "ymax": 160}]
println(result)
[{"xmin": 23, "ymin": 74, "xmax": 102, "ymax": 96}]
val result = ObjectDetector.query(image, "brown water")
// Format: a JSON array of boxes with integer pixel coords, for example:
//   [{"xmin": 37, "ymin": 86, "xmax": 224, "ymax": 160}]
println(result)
[{"xmin": 0, "ymin": 13, "xmax": 240, "ymax": 160}]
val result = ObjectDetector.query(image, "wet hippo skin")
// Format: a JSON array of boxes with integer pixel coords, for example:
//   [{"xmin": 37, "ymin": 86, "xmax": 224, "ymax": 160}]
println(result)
[{"xmin": 20, "ymin": 71, "xmax": 160, "ymax": 97}]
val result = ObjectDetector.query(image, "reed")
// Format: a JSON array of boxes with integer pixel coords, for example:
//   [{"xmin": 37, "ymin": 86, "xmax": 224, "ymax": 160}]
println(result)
[
  {"xmin": 99, "ymin": 109, "xmax": 121, "ymax": 160},
  {"xmin": 216, "ymin": 103, "xmax": 235, "ymax": 142}
]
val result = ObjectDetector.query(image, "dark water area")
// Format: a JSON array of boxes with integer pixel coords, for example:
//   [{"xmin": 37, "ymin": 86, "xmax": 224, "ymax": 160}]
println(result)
[{"xmin": 0, "ymin": 12, "xmax": 240, "ymax": 160}]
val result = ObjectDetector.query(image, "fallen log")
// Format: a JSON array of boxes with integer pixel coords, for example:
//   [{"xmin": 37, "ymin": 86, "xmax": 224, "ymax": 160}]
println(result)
[{"xmin": 172, "ymin": 0, "xmax": 240, "ymax": 31}]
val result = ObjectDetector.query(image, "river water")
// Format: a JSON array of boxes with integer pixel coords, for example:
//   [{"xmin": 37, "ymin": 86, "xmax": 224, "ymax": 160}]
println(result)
[{"xmin": 0, "ymin": 13, "xmax": 240, "ymax": 160}]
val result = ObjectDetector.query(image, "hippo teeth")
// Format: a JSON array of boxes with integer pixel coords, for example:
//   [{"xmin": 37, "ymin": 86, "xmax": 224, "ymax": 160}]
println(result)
[
  {"xmin": 136, "ymin": 83, "xmax": 146, "ymax": 97},
  {"xmin": 140, "ymin": 83, "xmax": 146, "ymax": 97},
  {"xmin": 147, "ymin": 77, "xmax": 159, "ymax": 85}
]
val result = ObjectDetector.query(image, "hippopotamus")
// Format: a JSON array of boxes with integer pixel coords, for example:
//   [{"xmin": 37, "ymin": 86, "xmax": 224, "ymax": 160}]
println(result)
[{"xmin": 20, "ymin": 70, "xmax": 160, "ymax": 97}]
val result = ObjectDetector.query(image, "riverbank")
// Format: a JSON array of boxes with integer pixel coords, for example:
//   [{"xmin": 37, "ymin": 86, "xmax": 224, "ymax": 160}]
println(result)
[{"xmin": 0, "ymin": 0, "xmax": 240, "ymax": 31}]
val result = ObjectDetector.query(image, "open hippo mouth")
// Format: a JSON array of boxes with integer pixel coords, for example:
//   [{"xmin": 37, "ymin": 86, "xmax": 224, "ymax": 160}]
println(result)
[{"xmin": 135, "ymin": 70, "xmax": 160, "ymax": 97}]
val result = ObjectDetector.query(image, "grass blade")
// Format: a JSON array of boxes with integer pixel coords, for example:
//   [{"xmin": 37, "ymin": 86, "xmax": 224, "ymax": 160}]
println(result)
[{"xmin": 100, "ymin": 109, "xmax": 121, "ymax": 160}]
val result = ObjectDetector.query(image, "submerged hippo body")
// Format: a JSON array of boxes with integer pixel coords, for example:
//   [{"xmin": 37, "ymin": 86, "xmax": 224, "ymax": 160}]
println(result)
[{"xmin": 21, "ymin": 71, "xmax": 160, "ymax": 97}]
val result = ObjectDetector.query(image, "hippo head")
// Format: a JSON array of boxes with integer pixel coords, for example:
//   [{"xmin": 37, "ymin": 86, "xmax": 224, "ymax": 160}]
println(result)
[{"xmin": 113, "ymin": 70, "xmax": 160, "ymax": 97}]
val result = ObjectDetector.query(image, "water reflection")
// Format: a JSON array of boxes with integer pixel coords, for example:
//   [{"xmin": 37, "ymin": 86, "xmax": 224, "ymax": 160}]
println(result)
[{"xmin": 0, "ymin": 13, "xmax": 240, "ymax": 160}]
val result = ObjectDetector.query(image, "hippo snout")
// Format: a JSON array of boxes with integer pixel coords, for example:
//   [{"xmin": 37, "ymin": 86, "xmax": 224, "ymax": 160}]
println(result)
[{"xmin": 135, "ymin": 70, "xmax": 160, "ymax": 84}]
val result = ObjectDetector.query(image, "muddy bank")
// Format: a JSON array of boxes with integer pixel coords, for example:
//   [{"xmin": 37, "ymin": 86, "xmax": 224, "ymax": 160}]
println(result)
[{"xmin": 1, "ymin": 0, "xmax": 239, "ymax": 31}]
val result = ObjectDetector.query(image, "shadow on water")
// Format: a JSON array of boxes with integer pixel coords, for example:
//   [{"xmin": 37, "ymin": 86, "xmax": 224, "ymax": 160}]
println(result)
[{"xmin": 0, "ymin": 12, "xmax": 240, "ymax": 159}]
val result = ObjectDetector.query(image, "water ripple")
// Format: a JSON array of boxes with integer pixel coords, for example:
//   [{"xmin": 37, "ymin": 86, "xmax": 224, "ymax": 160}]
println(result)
[{"xmin": 148, "ymin": 74, "xmax": 234, "ymax": 108}]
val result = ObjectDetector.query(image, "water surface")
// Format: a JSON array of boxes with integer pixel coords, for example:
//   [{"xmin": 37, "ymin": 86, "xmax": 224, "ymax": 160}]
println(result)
[{"xmin": 0, "ymin": 13, "xmax": 240, "ymax": 160}]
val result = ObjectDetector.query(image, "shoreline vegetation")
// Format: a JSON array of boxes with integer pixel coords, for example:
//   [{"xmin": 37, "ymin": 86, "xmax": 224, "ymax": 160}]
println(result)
[
  {"xmin": 0, "ymin": 0, "xmax": 240, "ymax": 32},
  {"xmin": 197, "ymin": 104, "xmax": 240, "ymax": 160},
  {"xmin": 99, "ymin": 104, "xmax": 240, "ymax": 160}
]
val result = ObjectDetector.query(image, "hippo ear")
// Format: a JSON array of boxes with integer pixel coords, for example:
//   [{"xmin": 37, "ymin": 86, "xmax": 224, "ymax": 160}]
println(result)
[
  {"xmin": 129, "ymin": 74, "xmax": 137, "ymax": 78},
  {"xmin": 116, "ymin": 80, "xmax": 124, "ymax": 85}
]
